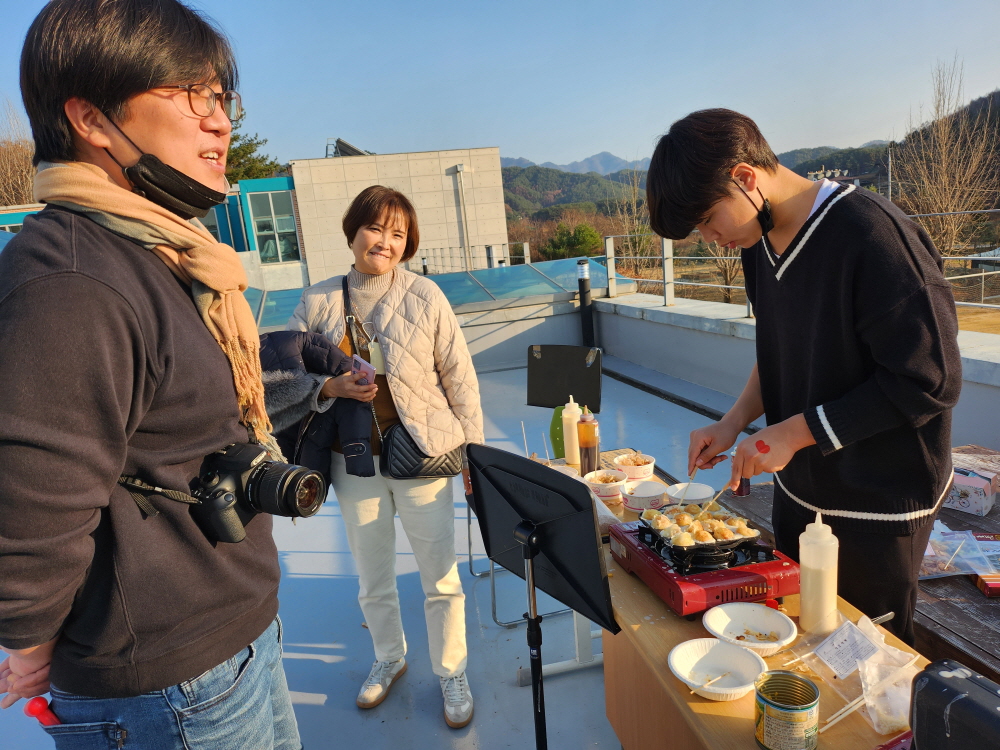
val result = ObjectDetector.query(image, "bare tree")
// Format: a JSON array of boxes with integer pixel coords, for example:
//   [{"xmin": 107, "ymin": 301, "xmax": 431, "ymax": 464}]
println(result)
[
  {"xmin": 893, "ymin": 59, "xmax": 999, "ymax": 256},
  {"xmin": 606, "ymin": 167, "xmax": 654, "ymax": 281},
  {"xmin": 0, "ymin": 99, "xmax": 35, "ymax": 207},
  {"xmin": 704, "ymin": 240, "xmax": 743, "ymax": 304}
]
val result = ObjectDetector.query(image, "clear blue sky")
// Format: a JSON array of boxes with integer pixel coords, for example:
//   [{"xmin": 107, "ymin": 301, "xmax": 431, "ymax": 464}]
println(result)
[{"xmin": 1, "ymin": 0, "xmax": 998, "ymax": 165}]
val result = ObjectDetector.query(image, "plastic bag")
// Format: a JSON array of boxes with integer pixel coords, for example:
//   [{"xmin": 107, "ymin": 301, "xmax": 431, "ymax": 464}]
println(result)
[
  {"xmin": 918, "ymin": 524, "xmax": 995, "ymax": 580},
  {"xmin": 859, "ymin": 657, "xmax": 920, "ymax": 734}
]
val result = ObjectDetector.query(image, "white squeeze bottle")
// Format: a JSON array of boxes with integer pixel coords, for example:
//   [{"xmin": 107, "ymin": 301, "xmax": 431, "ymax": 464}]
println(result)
[
  {"xmin": 561, "ymin": 396, "xmax": 582, "ymax": 465},
  {"xmin": 798, "ymin": 512, "xmax": 840, "ymax": 634}
]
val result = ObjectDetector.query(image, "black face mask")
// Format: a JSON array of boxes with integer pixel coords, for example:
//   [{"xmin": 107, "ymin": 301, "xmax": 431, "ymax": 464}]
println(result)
[
  {"xmin": 733, "ymin": 179, "xmax": 774, "ymax": 240},
  {"xmin": 104, "ymin": 118, "xmax": 227, "ymax": 220}
]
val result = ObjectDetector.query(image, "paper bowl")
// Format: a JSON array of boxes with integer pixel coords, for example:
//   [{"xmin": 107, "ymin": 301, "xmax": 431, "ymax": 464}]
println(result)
[
  {"xmin": 665, "ymin": 482, "xmax": 714, "ymax": 504},
  {"xmin": 613, "ymin": 453, "xmax": 656, "ymax": 481},
  {"xmin": 583, "ymin": 470, "xmax": 628, "ymax": 503},
  {"xmin": 622, "ymin": 480, "xmax": 666, "ymax": 512},
  {"xmin": 668, "ymin": 638, "xmax": 767, "ymax": 701},
  {"xmin": 548, "ymin": 465, "xmax": 580, "ymax": 478},
  {"xmin": 702, "ymin": 602, "xmax": 798, "ymax": 658}
]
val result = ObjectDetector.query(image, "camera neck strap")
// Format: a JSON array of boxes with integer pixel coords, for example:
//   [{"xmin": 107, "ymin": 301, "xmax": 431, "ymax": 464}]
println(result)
[{"xmin": 117, "ymin": 475, "xmax": 201, "ymax": 518}]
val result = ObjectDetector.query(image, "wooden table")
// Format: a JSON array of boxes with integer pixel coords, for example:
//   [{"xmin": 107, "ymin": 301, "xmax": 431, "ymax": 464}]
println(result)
[
  {"xmin": 603, "ymin": 568, "xmax": 925, "ymax": 750},
  {"xmin": 591, "ymin": 449, "xmax": 926, "ymax": 749}
]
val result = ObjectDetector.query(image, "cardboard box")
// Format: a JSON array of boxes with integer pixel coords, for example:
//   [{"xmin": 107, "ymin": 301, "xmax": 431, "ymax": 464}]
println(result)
[
  {"xmin": 947, "ymin": 447, "xmax": 1000, "ymax": 517},
  {"xmin": 974, "ymin": 574, "xmax": 1000, "ymax": 598},
  {"xmin": 945, "ymin": 468, "xmax": 997, "ymax": 516}
]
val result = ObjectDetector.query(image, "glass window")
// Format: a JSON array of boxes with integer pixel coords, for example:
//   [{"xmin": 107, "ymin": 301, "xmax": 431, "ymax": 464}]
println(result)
[
  {"xmin": 0, "ymin": 224, "xmax": 21, "ymax": 233},
  {"xmin": 243, "ymin": 287, "xmax": 264, "ymax": 320},
  {"xmin": 470, "ymin": 264, "xmax": 565, "ymax": 299},
  {"xmin": 248, "ymin": 191, "xmax": 300, "ymax": 264},
  {"xmin": 201, "ymin": 208, "xmax": 220, "ymax": 241},
  {"xmin": 429, "ymin": 273, "xmax": 494, "ymax": 305},
  {"xmin": 258, "ymin": 288, "xmax": 305, "ymax": 328}
]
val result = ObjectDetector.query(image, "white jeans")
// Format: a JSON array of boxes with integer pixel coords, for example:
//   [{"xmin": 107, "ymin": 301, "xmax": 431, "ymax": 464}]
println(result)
[{"xmin": 331, "ymin": 452, "xmax": 467, "ymax": 678}]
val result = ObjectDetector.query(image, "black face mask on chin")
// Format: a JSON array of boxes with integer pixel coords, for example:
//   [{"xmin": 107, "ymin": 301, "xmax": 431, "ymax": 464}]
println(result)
[
  {"xmin": 733, "ymin": 178, "xmax": 774, "ymax": 240},
  {"xmin": 103, "ymin": 117, "xmax": 227, "ymax": 220}
]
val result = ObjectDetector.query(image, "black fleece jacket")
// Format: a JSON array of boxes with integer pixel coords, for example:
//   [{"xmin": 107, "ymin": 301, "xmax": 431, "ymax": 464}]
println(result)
[
  {"xmin": 743, "ymin": 185, "xmax": 962, "ymax": 534},
  {"xmin": 0, "ymin": 207, "xmax": 279, "ymax": 698}
]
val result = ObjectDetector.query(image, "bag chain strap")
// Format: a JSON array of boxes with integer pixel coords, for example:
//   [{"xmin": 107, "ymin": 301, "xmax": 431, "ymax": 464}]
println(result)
[{"xmin": 343, "ymin": 277, "xmax": 384, "ymax": 449}]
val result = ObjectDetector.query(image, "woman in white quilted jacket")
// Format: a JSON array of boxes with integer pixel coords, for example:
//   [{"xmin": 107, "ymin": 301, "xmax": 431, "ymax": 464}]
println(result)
[{"xmin": 287, "ymin": 185, "xmax": 484, "ymax": 729}]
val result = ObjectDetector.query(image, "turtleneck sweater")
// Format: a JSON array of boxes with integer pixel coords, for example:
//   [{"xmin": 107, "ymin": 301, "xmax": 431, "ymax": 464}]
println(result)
[{"xmin": 346, "ymin": 266, "xmax": 395, "ymax": 326}]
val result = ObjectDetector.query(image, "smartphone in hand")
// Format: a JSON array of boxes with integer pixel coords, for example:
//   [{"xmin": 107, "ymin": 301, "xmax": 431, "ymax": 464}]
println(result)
[{"xmin": 351, "ymin": 355, "xmax": 376, "ymax": 386}]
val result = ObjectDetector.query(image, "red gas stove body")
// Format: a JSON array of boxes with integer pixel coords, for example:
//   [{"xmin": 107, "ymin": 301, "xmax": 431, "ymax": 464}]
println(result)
[{"xmin": 609, "ymin": 521, "xmax": 800, "ymax": 616}]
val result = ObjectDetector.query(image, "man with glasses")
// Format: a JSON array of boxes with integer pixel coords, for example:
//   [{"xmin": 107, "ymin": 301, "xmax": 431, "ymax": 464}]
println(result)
[{"xmin": 0, "ymin": 1, "xmax": 302, "ymax": 747}]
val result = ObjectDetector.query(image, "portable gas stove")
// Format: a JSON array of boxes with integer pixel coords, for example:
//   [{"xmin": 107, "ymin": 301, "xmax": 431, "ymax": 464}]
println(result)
[{"xmin": 609, "ymin": 521, "xmax": 800, "ymax": 616}]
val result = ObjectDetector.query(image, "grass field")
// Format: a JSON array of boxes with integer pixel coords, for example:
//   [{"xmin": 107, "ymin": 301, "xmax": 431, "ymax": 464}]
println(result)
[{"xmin": 957, "ymin": 306, "xmax": 1000, "ymax": 334}]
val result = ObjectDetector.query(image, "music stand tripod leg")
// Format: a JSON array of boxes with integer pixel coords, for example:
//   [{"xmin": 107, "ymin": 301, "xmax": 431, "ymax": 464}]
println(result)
[{"xmin": 515, "ymin": 520, "xmax": 547, "ymax": 750}]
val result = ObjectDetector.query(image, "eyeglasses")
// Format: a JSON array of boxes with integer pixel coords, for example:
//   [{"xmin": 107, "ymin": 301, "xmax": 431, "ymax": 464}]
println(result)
[{"xmin": 164, "ymin": 84, "xmax": 244, "ymax": 121}]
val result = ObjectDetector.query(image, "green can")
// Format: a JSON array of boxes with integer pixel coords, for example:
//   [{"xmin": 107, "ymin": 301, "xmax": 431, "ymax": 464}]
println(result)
[{"xmin": 753, "ymin": 671, "xmax": 820, "ymax": 750}]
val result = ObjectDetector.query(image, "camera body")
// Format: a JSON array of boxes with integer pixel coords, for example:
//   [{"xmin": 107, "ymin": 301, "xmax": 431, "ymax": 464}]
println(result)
[{"xmin": 191, "ymin": 443, "xmax": 327, "ymax": 543}]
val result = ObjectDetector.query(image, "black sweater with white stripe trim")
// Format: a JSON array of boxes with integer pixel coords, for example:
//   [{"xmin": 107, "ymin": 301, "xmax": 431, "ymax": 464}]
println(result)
[{"xmin": 742, "ymin": 185, "xmax": 962, "ymax": 534}]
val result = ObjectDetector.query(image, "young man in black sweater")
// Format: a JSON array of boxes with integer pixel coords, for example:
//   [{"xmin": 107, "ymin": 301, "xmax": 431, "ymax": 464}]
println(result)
[{"xmin": 646, "ymin": 109, "xmax": 962, "ymax": 645}]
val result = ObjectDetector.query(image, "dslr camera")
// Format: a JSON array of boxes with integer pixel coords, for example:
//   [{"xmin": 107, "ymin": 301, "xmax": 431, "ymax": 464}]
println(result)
[{"xmin": 191, "ymin": 443, "xmax": 327, "ymax": 543}]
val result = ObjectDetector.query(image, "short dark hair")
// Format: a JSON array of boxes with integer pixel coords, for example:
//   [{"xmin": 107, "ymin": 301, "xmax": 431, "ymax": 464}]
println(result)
[
  {"xmin": 646, "ymin": 109, "xmax": 779, "ymax": 240},
  {"xmin": 343, "ymin": 186, "xmax": 421, "ymax": 263},
  {"xmin": 20, "ymin": 0, "xmax": 238, "ymax": 165}
]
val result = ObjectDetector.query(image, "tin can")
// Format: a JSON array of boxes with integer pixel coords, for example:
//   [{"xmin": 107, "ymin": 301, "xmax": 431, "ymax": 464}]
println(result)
[{"xmin": 754, "ymin": 671, "xmax": 819, "ymax": 750}]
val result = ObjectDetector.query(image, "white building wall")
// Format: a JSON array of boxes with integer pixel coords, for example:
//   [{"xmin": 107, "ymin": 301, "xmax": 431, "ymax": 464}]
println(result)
[{"xmin": 290, "ymin": 148, "xmax": 507, "ymax": 284}]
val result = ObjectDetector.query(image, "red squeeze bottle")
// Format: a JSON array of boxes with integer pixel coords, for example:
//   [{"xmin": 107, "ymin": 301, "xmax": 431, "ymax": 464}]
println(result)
[{"xmin": 24, "ymin": 696, "xmax": 61, "ymax": 726}]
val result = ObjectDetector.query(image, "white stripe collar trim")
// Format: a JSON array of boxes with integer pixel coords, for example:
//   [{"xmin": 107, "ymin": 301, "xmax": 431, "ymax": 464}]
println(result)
[
  {"xmin": 774, "ymin": 184, "xmax": 856, "ymax": 281},
  {"xmin": 774, "ymin": 471, "xmax": 951, "ymax": 522},
  {"xmin": 816, "ymin": 405, "xmax": 843, "ymax": 452}
]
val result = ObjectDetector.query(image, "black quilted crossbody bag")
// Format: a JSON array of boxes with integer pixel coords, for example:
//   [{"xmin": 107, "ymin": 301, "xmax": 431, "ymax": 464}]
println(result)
[{"xmin": 343, "ymin": 277, "xmax": 462, "ymax": 480}]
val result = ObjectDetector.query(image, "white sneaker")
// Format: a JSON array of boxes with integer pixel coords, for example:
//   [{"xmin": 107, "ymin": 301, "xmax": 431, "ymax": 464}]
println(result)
[
  {"xmin": 440, "ymin": 671, "xmax": 474, "ymax": 728},
  {"xmin": 356, "ymin": 658, "xmax": 407, "ymax": 708}
]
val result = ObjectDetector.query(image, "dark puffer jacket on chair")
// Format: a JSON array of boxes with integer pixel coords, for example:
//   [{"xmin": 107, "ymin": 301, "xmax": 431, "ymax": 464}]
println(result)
[{"xmin": 259, "ymin": 331, "xmax": 374, "ymax": 480}]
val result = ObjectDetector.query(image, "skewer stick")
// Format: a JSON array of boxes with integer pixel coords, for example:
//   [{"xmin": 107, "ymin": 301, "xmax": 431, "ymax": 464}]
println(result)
[
  {"xmin": 521, "ymin": 421, "xmax": 529, "ymax": 458},
  {"xmin": 677, "ymin": 468, "xmax": 698, "ymax": 505},
  {"xmin": 542, "ymin": 433, "xmax": 551, "ymax": 464},
  {"xmin": 944, "ymin": 538, "xmax": 966, "ymax": 571},
  {"xmin": 690, "ymin": 671, "xmax": 730, "ymax": 694}
]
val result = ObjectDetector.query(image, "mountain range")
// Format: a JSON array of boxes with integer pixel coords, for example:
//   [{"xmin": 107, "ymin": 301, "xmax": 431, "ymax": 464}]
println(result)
[{"xmin": 500, "ymin": 151, "xmax": 651, "ymax": 175}]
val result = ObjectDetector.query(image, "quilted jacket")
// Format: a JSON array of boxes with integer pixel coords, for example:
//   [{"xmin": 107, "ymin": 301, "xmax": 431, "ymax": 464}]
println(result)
[{"xmin": 287, "ymin": 269, "xmax": 484, "ymax": 457}]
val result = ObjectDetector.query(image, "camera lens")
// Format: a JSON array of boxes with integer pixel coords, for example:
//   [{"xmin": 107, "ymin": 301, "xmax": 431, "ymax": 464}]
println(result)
[{"xmin": 249, "ymin": 462, "xmax": 327, "ymax": 518}]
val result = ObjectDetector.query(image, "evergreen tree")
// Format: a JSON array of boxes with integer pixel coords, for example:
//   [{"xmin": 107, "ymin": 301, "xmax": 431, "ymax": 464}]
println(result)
[{"xmin": 226, "ymin": 123, "xmax": 282, "ymax": 183}]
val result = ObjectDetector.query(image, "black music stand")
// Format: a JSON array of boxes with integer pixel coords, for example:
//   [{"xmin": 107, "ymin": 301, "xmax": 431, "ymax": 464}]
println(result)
[
  {"xmin": 466, "ymin": 443, "xmax": 619, "ymax": 750},
  {"xmin": 525, "ymin": 344, "xmax": 602, "ymax": 413}
]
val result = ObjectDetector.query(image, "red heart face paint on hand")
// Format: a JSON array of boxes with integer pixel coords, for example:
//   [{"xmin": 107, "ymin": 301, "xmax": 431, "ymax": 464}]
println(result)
[{"xmin": 755, "ymin": 440, "xmax": 771, "ymax": 454}]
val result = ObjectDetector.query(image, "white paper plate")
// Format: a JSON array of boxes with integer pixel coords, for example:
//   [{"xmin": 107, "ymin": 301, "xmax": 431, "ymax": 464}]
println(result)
[
  {"xmin": 702, "ymin": 602, "xmax": 798, "ymax": 658},
  {"xmin": 668, "ymin": 637, "xmax": 767, "ymax": 701}
]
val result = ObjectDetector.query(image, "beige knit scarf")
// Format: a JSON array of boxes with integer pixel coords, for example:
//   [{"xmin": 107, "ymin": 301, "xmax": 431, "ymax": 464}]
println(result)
[{"xmin": 34, "ymin": 161, "xmax": 275, "ymax": 449}]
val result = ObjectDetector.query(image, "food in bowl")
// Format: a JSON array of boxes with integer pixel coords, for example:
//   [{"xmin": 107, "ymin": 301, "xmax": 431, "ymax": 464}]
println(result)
[
  {"xmin": 583, "ymin": 470, "xmax": 628, "ymax": 504},
  {"xmin": 591, "ymin": 474, "xmax": 619, "ymax": 483},
  {"xmin": 613, "ymin": 453, "xmax": 656, "ymax": 481},
  {"xmin": 617, "ymin": 454, "xmax": 653, "ymax": 466}
]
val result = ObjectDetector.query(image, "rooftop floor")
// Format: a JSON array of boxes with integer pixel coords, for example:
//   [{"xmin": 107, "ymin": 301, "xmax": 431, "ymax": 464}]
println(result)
[{"xmin": 3, "ymin": 367, "xmax": 744, "ymax": 748}]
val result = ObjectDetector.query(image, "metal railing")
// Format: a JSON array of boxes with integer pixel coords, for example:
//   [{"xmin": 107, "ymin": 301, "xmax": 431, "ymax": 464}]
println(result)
[
  {"xmin": 601, "ymin": 209, "xmax": 1000, "ymax": 316},
  {"xmin": 403, "ymin": 243, "xmax": 529, "ymax": 275}
]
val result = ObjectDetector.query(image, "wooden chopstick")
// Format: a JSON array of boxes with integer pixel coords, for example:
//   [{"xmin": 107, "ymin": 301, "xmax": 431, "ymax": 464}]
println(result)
[{"xmin": 690, "ymin": 671, "xmax": 730, "ymax": 694}]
